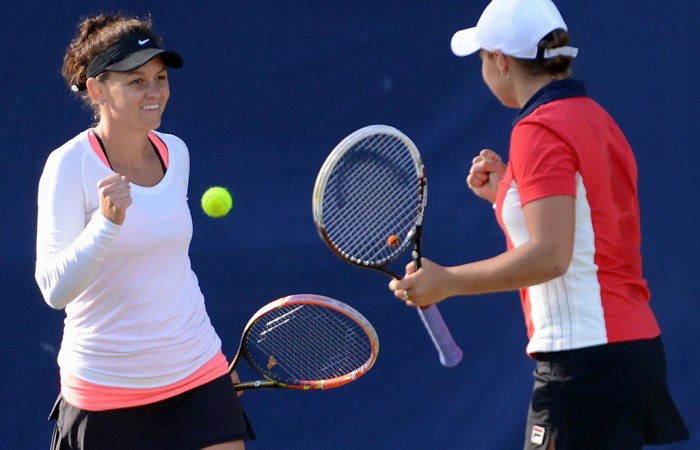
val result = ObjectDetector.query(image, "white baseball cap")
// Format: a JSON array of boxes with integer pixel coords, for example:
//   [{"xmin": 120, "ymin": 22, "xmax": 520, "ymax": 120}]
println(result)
[{"xmin": 450, "ymin": 0, "xmax": 578, "ymax": 59}]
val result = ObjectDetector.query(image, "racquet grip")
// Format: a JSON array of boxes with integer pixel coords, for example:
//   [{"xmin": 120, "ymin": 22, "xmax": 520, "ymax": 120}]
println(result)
[{"xmin": 416, "ymin": 305, "xmax": 463, "ymax": 367}]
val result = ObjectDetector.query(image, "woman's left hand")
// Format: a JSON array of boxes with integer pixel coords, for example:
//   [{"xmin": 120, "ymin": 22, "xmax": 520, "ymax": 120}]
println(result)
[{"xmin": 467, "ymin": 149, "xmax": 506, "ymax": 203}]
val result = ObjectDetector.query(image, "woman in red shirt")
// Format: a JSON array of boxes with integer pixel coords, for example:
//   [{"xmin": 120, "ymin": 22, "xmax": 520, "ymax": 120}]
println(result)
[{"xmin": 388, "ymin": 0, "xmax": 689, "ymax": 448}]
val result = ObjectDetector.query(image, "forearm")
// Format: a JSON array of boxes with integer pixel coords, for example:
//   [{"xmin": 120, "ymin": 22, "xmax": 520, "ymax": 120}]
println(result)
[
  {"xmin": 445, "ymin": 240, "xmax": 570, "ymax": 297},
  {"xmin": 447, "ymin": 195, "xmax": 576, "ymax": 297},
  {"xmin": 35, "ymin": 213, "xmax": 120, "ymax": 309}
]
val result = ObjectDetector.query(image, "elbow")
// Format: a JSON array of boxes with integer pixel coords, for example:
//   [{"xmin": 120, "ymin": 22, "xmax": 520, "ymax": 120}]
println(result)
[
  {"xmin": 548, "ymin": 262, "xmax": 569, "ymax": 279},
  {"xmin": 35, "ymin": 270, "xmax": 70, "ymax": 310},
  {"xmin": 535, "ymin": 244, "xmax": 572, "ymax": 281},
  {"xmin": 546, "ymin": 251, "xmax": 572, "ymax": 279},
  {"xmin": 44, "ymin": 295, "xmax": 69, "ymax": 310},
  {"xmin": 38, "ymin": 284, "xmax": 70, "ymax": 310}
]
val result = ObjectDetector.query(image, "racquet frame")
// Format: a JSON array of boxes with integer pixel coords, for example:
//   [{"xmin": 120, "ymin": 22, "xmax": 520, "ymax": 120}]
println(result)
[
  {"xmin": 312, "ymin": 125, "xmax": 463, "ymax": 367},
  {"xmin": 229, "ymin": 294, "xmax": 379, "ymax": 390}
]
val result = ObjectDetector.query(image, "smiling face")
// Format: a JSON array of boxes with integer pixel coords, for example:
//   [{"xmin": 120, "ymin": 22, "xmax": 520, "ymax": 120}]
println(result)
[{"xmin": 93, "ymin": 57, "xmax": 170, "ymax": 133}]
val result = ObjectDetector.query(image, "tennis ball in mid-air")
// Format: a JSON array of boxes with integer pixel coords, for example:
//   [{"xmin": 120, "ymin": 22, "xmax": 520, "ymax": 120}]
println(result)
[{"xmin": 201, "ymin": 186, "xmax": 233, "ymax": 218}]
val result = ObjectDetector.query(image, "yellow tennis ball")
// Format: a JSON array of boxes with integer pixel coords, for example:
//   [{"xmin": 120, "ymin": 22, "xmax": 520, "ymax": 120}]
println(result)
[{"xmin": 201, "ymin": 186, "xmax": 233, "ymax": 218}]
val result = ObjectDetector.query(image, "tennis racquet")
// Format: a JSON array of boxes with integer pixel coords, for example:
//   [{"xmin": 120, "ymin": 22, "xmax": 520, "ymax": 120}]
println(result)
[
  {"xmin": 228, "ymin": 294, "xmax": 379, "ymax": 391},
  {"xmin": 312, "ymin": 124, "xmax": 463, "ymax": 367}
]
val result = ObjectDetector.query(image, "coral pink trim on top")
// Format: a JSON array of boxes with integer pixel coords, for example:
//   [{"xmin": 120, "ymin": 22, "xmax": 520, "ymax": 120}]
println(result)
[
  {"xmin": 148, "ymin": 131, "xmax": 169, "ymax": 167},
  {"xmin": 87, "ymin": 130, "xmax": 110, "ymax": 167},
  {"xmin": 60, "ymin": 350, "xmax": 229, "ymax": 411},
  {"xmin": 87, "ymin": 129, "xmax": 169, "ymax": 169}
]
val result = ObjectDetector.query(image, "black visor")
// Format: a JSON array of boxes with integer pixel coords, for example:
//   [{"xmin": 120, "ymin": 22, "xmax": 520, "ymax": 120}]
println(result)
[{"xmin": 86, "ymin": 33, "xmax": 183, "ymax": 79}]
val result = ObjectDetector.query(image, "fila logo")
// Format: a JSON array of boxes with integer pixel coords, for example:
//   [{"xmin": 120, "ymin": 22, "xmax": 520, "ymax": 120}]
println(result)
[
  {"xmin": 530, "ymin": 425, "xmax": 546, "ymax": 446},
  {"xmin": 138, "ymin": 39, "xmax": 150, "ymax": 46}
]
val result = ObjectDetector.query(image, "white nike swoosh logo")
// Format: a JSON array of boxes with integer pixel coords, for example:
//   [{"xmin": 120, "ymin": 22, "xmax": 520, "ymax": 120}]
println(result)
[{"xmin": 138, "ymin": 39, "xmax": 150, "ymax": 46}]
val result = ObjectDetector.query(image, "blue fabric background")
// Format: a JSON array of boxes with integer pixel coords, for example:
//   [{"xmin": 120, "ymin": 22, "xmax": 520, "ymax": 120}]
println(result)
[{"xmin": 1, "ymin": 1, "xmax": 697, "ymax": 448}]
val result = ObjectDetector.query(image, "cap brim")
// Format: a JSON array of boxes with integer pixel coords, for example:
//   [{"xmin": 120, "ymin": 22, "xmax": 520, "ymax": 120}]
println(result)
[
  {"xmin": 450, "ymin": 28, "xmax": 480, "ymax": 57},
  {"xmin": 105, "ymin": 48, "xmax": 183, "ymax": 73}
]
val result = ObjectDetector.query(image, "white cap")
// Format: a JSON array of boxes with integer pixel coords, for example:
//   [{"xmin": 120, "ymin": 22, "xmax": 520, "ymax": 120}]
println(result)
[{"xmin": 451, "ymin": 0, "xmax": 578, "ymax": 59}]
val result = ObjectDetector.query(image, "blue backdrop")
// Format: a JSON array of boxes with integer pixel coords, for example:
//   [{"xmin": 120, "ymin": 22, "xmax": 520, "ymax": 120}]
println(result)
[{"xmin": 1, "ymin": 1, "xmax": 697, "ymax": 448}]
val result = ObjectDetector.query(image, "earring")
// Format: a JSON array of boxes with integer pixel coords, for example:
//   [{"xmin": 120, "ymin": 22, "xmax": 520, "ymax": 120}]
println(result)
[{"xmin": 501, "ymin": 71, "xmax": 510, "ymax": 79}]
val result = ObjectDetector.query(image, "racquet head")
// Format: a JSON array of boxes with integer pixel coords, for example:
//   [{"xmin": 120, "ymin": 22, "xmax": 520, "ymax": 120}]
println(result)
[
  {"xmin": 232, "ymin": 294, "xmax": 379, "ymax": 390},
  {"xmin": 312, "ymin": 125, "xmax": 427, "ymax": 276}
]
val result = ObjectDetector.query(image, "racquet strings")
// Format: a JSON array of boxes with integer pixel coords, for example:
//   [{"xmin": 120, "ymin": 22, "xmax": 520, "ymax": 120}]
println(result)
[
  {"xmin": 244, "ymin": 304, "xmax": 374, "ymax": 383},
  {"xmin": 322, "ymin": 133, "xmax": 421, "ymax": 266}
]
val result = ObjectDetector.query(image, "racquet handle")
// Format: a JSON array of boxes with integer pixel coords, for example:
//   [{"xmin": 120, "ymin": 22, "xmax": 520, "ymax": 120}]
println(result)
[
  {"xmin": 416, "ymin": 305, "xmax": 463, "ymax": 367},
  {"xmin": 411, "ymin": 247, "xmax": 463, "ymax": 367}
]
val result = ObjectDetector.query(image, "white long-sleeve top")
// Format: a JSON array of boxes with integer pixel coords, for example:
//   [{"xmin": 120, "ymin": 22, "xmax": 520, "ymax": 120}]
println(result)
[{"xmin": 35, "ymin": 130, "xmax": 221, "ymax": 388}]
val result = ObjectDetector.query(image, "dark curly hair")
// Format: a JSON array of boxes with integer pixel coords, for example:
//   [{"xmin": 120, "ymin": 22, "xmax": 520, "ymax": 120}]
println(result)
[{"xmin": 62, "ymin": 14, "xmax": 161, "ymax": 115}]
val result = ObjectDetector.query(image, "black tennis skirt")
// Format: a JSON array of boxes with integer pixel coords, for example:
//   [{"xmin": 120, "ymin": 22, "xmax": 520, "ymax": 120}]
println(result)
[
  {"xmin": 49, "ymin": 373, "xmax": 255, "ymax": 450},
  {"xmin": 525, "ymin": 337, "xmax": 689, "ymax": 449}
]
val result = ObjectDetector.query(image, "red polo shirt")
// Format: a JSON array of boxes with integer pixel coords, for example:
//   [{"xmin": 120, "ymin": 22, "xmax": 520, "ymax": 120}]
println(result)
[{"xmin": 494, "ymin": 80, "xmax": 660, "ymax": 355}]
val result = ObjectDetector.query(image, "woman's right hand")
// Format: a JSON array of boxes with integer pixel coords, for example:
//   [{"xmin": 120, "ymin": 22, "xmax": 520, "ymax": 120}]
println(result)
[
  {"xmin": 98, "ymin": 173, "xmax": 132, "ymax": 225},
  {"xmin": 466, "ymin": 149, "xmax": 505, "ymax": 203}
]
